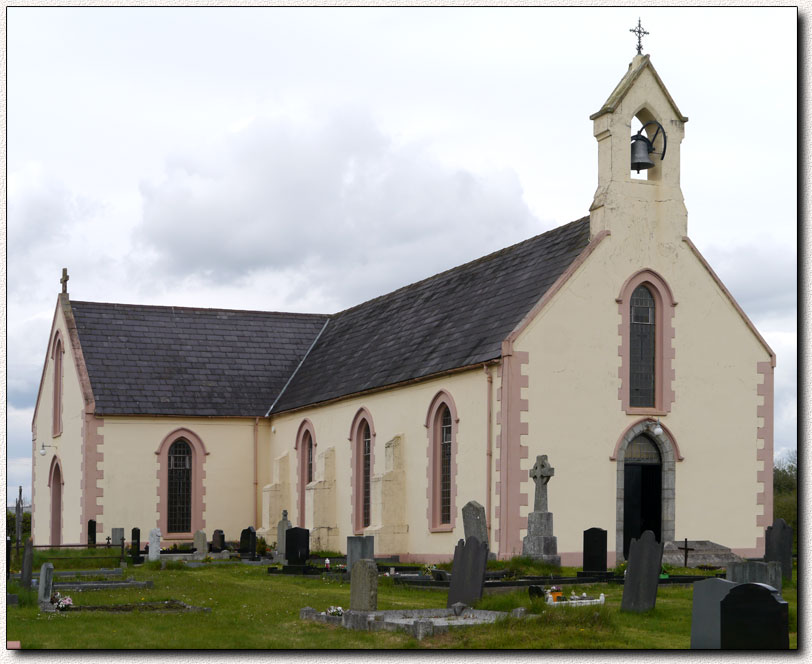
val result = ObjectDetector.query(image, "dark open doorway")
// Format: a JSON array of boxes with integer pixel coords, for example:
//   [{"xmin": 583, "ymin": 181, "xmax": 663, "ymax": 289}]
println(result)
[{"xmin": 623, "ymin": 435, "xmax": 661, "ymax": 558}]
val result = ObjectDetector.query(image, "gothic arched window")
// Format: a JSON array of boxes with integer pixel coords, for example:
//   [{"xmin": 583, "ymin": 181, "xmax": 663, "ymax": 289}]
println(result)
[
  {"xmin": 630, "ymin": 284, "xmax": 656, "ymax": 407},
  {"xmin": 349, "ymin": 409, "xmax": 376, "ymax": 534},
  {"xmin": 51, "ymin": 332, "xmax": 64, "ymax": 436},
  {"xmin": 167, "ymin": 439, "xmax": 192, "ymax": 533},
  {"xmin": 425, "ymin": 391, "xmax": 459, "ymax": 531}
]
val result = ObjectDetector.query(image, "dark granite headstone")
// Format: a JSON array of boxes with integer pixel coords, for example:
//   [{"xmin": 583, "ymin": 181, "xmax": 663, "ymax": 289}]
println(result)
[
  {"xmin": 765, "ymin": 517, "xmax": 793, "ymax": 581},
  {"xmin": 211, "ymin": 529, "xmax": 226, "ymax": 553},
  {"xmin": 690, "ymin": 577, "xmax": 740, "ymax": 649},
  {"xmin": 88, "ymin": 519, "xmax": 97, "ymax": 548},
  {"xmin": 21, "ymin": 539, "xmax": 34, "ymax": 590},
  {"xmin": 583, "ymin": 527, "xmax": 607, "ymax": 573},
  {"xmin": 720, "ymin": 583, "xmax": 789, "ymax": 650},
  {"xmin": 447, "ymin": 536, "xmax": 488, "ymax": 608},
  {"xmin": 528, "ymin": 585, "xmax": 544, "ymax": 600},
  {"xmin": 130, "ymin": 527, "xmax": 144, "ymax": 564},
  {"xmin": 285, "ymin": 527, "xmax": 310, "ymax": 566},
  {"xmin": 620, "ymin": 530, "xmax": 663, "ymax": 612},
  {"xmin": 346, "ymin": 535, "xmax": 375, "ymax": 575},
  {"xmin": 239, "ymin": 526, "xmax": 257, "ymax": 560}
]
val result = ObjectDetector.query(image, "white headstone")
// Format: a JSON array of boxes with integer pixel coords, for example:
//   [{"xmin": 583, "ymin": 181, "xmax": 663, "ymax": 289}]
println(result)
[{"xmin": 148, "ymin": 528, "xmax": 162, "ymax": 561}]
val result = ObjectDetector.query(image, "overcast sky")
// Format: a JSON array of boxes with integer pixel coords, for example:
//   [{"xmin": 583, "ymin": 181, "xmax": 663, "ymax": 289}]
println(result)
[{"xmin": 5, "ymin": 6, "xmax": 799, "ymax": 505}]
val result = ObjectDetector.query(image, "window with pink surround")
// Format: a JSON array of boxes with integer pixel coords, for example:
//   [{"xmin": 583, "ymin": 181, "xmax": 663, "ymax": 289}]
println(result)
[
  {"xmin": 155, "ymin": 428, "xmax": 207, "ymax": 539},
  {"xmin": 425, "ymin": 391, "xmax": 459, "ymax": 531},
  {"xmin": 295, "ymin": 420, "xmax": 317, "ymax": 527},
  {"xmin": 349, "ymin": 409, "xmax": 375, "ymax": 535},
  {"xmin": 51, "ymin": 332, "xmax": 64, "ymax": 437},
  {"xmin": 617, "ymin": 269, "xmax": 676, "ymax": 415}
]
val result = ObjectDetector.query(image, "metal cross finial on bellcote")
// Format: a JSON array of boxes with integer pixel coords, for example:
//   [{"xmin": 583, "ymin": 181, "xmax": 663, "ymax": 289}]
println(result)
[{"xmin": 630, "ymin": 18, "xmax": 649, "ymax": 55}]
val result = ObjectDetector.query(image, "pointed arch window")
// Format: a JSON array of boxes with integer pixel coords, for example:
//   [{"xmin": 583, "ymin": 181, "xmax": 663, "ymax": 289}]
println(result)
[
  {"xmin": 51, "ymin": 332, "xmax": 64, "ymax": 437},
  {"xmin": 617, "ymin": 270, "xmax": 676, "ymax": 414},
  {"xmin": 425, "ymin": 391, "xmax": 459, "ymax": 532},
  {"xmin": 295, "ymin": 420, "xmax": 317, "ymax": 527},
  {"xmin": 168, "ymin": 440, "xmax": 192, "ymax": 533},
  {"xmin": 155, "ymin": 428, "xmax": 208, "ymax": 539},
  {"xmin": 349, "ymin": 409, "xmax": 376, "ymax": 535}
]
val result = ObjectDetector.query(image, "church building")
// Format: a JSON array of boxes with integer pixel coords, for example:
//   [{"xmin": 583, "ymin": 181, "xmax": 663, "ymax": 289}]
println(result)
[{"xmin": 31, "ymin": 53, "xmax": 775, "ymax": 565}]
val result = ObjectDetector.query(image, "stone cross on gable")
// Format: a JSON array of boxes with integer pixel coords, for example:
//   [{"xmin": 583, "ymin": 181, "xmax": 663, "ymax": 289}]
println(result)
[
  {"xmin": 60, "ymin": 268, "xmax": 69, "ymax": 294},
  {"xmin": 529, "ymin": 455, "xmax": 554, "ymax": 513},
  {"xmin": 630, "ymin": 18, "xmax": 649, "ymax": 55}
]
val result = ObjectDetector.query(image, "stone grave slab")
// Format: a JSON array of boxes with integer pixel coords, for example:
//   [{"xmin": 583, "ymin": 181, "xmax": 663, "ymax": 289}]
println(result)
[
  {"xmin": 621, "ymin": 530, "xmax": 663, "ymax": 613},
  {"xmin": 286, "ymin": 527, "xmax": 310, "ymax": 566},
  {"xmin": 148, "ymin": 528, "xmax": 161, "ymax": 561},
  {"xmin": 447, "ymin": 536, "xmax": 488, "ymax": 608},
  {"xmin": 111, "ymin": 527, "xmax": 125, "ymax": 548},
  {"xmin": 583, "ymin": 527, "xmax": 607, "ymax": 573},
  {"xmin": 193, "ymin": 530, "xmax": 208, "ymax": 558},
  {"xmin": 690, "ymin": 577, "xmax": 740, "ymax": 649},
  {"xmin": 726, "ymin": 560, "xmax": 782, "ymax": 592},
  {"xmin": 347, "ymin": 535, "xmax": 374, "ymax": 574},
  {"xmin": 350, "ymin": 559, "xmax": 378, "ymax": 611},
  {"xmin": 765, "ymin": 518, "xmax": 793, "ymax": 581},
  {"xmin": 720, "ymin": 583, "xmax": 789, "ymax": 649},
  {"xmin": 37, "ymin": 563, "xmax": 55, "ymax": 609},
  {"xmin": 661, "ymin": 540, "xmax": 743, "ymax": 569}
]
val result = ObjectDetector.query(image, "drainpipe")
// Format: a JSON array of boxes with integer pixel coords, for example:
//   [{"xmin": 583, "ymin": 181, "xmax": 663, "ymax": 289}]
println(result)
[
  {"xmin": 483, "ymin": 363, "xmax": 493, "ymax": 548},
  {"xmin": 253, "ymin": 417, "xmax": 259, "ymax": 529}
]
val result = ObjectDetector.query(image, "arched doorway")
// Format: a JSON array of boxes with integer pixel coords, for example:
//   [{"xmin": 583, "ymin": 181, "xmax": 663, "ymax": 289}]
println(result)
[
  {"xmin": 622, "ymin": 435, "xmax": 661, "ymax": 558},
  {"xmin": 50, "ymin": 460, "xmax": 63, "ymax": 546}
]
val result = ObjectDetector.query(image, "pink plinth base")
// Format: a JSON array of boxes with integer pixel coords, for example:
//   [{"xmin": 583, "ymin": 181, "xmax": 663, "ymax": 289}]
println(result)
[{"xmin": 7, "ymin": 641, "xmax": 21, "ymax": 649}]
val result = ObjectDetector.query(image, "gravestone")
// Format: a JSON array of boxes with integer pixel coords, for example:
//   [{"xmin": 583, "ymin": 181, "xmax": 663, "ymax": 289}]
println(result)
[
  {"xmin": 765, "ymin": 518, "xmax": 793, "ymax": 581},
  {"xmin": 193, "ymin": 530, "xmax": 208, "ymax": 557},
  {"xmin": 211, "ymin": 529, "xmax": 226, "ymax": 553},
  {"xmin": 462, "ymin": 501, "xmax": 489, "ymax": 550},
  {"xmin": 21, "ymin": 539, "xmax": 34, "ymax": 590},
  {"xmin": 239, "ymin": 527, "xmax": 257, "ymax": 560},
  {"xmin": 447, "ymin": 536, "xmax": 488, "ymax": 608},
  {"xmin": 690, "ymin": 577, "xmax": 740, "ymax": 649},
  {"xmin": 620, "ymin": 530, "xmax": 663, "ymax": 612},
  {"xmin": 285, "ymin": 527, "xmax": 310, "ymax": 566},
  {"xmin": 720, "ymin": 583, "xmax": 789, "ymax": 650},
  {"xmin": 349, "ymin": 559, "xmax": 378, "ymax": 611},
  {"xmin": 528, "ymin": 585, "xmax": 544, "ymax": 600},
  {"xmin": 130, "ymin": 527, "xmax": 144, "ymax": 564},
  {"xmin": 582, "ymin": 527, "xmax": 607, "ymax": 573},
  {"xmin": 347, "ymin": 535, "xmax": 375, "ymax": 575},
  {"xmin": 87, "ymin": 519, "xmax": 97, "ymax": 548},
  {"xmin": 15, "ymin": 487, "xmax": 23, "ymax": 555},
  {"xmin": 111, "ymin": 527, "xmax": 125, "ymax": 548},
  {"xmin": 521, "ymin": 455, "xmax": 560, "ymax": 565},
  {"xmin": 37, "ymin": 563, "xmax": 55, "ymax": 606},
  {"xmin": 726, "ymin": 560, "xmax": 782, "ymax": 592},
  {"xmin": 148, "ymin": 528, "xmax": 162, "ymax": 561},
  {"xmin": 277, "ymin": 510, "xmax": 292, "ymax": 558}
]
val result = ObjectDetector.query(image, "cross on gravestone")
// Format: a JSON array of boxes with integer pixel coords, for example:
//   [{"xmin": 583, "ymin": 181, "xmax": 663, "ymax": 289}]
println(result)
[
  {"xmin": 447, "ymin": 536, "xmax": 488, "ymax": 608},
  {"xmin": 720, "ymin": 583, "xmax": 789, "ymax": 650},
  {"xmin": 678, "ymin": 538, "xmax": 695, "ymax": 568},
  {"xmin": 529, "ymin": 455, "xmax": 554, "ymax": 513}
]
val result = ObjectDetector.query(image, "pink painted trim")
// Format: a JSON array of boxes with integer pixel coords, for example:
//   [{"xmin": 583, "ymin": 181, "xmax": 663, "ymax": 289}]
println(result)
[
  {"xmin": 682, "ymin": 237, "xmax": 776, "ymax": 365},
  {"xmin": 616, "ymin": 269, "xmax": 677, "ymax": 414},
  {"xmin": 294, "ymin": 419, "xmax": 317, "ymax": 527},
  {"xmin": 755, "ymin": 361, "xmax": 774, "ymax": 555},
  {"xmin": 425, "ymin": 390, "xmax": 459, "ymax": 532},
  {"xmin": 50, "ymin": 331, "xmax": 64, "ymax": 437},
  {"xmin": 731, "ymin": 547, "xmax": 765, "ymax": 559},
  {"xmin": 154, "ymin": 428, "xmax": 208, "ymax": 538},
  {"xmin": 7, "ymin": 642, "xmax": 21, "ymax": 649},
  {"xmin": 48, "ymin": 456, "xmax": 64, "ymax": 546},
  {"xmin": 80, "ymin": 412, "xmax": 105, "ymax": 543},
  {"xmin": 348, "ymin": 408, "xmax": 376, "ymax": 535},
  {"xmin": 609, "ymin": 418, "xmax": 684, "ymax": 461},
  {"xmin": 506, "ymin": 230, "xmax": 611, "ymax": 344},
  {"xmin": 495, "ymin": 343, "xmax": 530, "ymax": 557}
]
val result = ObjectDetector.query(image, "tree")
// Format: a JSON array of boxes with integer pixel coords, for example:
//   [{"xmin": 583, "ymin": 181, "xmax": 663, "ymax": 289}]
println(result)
[{"xmin": 773, "ymin": 449, "xmax": 797, "ymax": 552}]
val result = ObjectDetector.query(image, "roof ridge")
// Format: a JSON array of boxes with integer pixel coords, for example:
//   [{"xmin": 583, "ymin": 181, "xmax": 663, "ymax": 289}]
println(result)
[
  {"xmin": 70, "ymin": 300, "xmax": 330, "ymax": 319},
  {"xmin": 333, "ymin": 216, "xmax": 589, "ymax": 318}
]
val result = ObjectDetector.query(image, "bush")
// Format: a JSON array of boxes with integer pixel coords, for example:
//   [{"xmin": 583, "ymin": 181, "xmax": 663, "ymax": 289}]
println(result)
[{"xmin": 6, "ymin": 511, "xmax": 31, "ymax": 544}]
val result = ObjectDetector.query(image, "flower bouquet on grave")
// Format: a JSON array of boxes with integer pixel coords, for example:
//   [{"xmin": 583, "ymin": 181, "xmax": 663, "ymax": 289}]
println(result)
[
  {"xmin": 325, "ymin": 606, "xmax": 344, "ymax": 616},
  {"xmin": 546, "ymin": 585, "xmax": 563, "ymax": 602},
  {"xmin": 422, "ymin": 564, "xmax": 437, "ymax": 577},
  {"xmin": 51, "ymin": 592, "xmax": 74, "ymax": 611}
]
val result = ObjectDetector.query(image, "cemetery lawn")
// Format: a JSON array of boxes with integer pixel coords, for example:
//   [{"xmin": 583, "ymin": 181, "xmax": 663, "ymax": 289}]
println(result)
[{"xmin": 6, "ymin": 563, "xmax": 797, "ymax": 649}]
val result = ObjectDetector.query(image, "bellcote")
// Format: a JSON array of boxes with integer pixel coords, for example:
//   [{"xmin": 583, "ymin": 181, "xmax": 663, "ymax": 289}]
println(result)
[{"xmin": 589, "ymin": 55, "xmax": 688, "ymax": 241}]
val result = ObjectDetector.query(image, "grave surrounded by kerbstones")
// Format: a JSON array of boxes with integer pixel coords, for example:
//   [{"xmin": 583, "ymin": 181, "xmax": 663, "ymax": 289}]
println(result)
[
  {"xmin": 690, "ymin": 577, "xmax": 740, "ymax": 649},
  {"xmin": 447, "ymin": 536, "xmax": 488, "ymax": 608},
  {"xmin": 720, "ymin": 583, "xmax": 789, "ymax": 650},
  {"xmin": 765, "ymin": 517, "xmax": 793, "ymax": 581},
  {"xmin": 726, "ymin": 560, "xmax": 782, "ymax": 593},
  {"xmin": 621, "ymin": 530, "xmax": 663, "ymax": 613}
]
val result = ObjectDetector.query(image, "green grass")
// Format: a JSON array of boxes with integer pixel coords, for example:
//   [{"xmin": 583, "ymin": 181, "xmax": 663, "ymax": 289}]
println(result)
[{"xmin": 6, "ymin": 562, "xmax": 798, "ymax": 649}]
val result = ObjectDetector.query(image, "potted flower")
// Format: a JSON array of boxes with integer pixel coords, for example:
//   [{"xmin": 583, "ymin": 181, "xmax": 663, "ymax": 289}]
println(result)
[{"xmin": 548, "ymin": 585, "xmax": 563, "ymax": 602}]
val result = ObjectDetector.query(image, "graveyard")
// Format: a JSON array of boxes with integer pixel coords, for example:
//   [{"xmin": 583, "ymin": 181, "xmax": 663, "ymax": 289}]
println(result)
[{"xmin": 5, "ymin": 528, "xmax": 798, "ymax": 650}]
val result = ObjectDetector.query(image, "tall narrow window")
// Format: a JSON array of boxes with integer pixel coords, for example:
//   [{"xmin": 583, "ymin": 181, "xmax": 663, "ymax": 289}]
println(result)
[
  {"xmin": 167, "ymin": 439, "xmax": 192, "ymax": 533},
  {"xmin": 52, "ymin": 334, "xmax": 63, "ymax": 436},
  {"xmin": 630, "ymin": 285, "xmax": 656, "ymax": 407},
  {"xmin": 425, "ymin": 390, "xmax": 458, "ymax": 531},
  {"xmin": 362, "ymin": 421, "xmax": 371, "ymax": 528},
  {"xmin": 295, "ymin": 420, "xmax": 317, "ymax": 527},
  {"xmin": 440, "ymin": 406, "xmax": 453, "ymax": 524},
  {"xmin": 305, "ymin": 432, "xmax": 313, "ymax": 484}
]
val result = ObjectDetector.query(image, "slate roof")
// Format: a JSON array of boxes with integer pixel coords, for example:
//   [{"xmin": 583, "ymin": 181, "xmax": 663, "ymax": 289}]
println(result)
[
  {"xmin": 272, "ymin": 216, "xmax": 591, "ymax": 412},
  {"xmin": 69, "ymin": 302, "xmax": 328, "ymax": 417}
]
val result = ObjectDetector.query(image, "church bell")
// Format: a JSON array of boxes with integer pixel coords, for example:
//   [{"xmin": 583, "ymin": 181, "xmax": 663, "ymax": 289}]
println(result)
[{"xmin": 630, "ymin": 121, "xmax": 667, "ymax": 173}]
